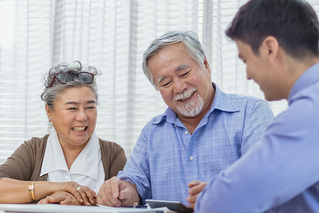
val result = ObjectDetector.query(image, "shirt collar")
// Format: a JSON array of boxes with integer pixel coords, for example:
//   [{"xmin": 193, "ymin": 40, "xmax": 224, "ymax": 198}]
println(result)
[
  {"xmin": 152, "ymin": 82, "xmax": 239, "ymax": 125},
  {"xmin": 288, "ymin": 62, "xmax": 319, "ymax": 105},
  {"xmin": 40, "ymin": 131, "xmax": 101, "ymax": 181}
]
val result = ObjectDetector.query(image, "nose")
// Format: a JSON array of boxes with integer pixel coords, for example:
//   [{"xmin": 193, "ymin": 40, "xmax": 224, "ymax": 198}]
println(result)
[
  {"xmin": 76, "ymin": 108, "xmax": 88, "ymax": 121},
  {"xmin": 173, "ymin": 78, "xmax": 187, "ymax": 94}
]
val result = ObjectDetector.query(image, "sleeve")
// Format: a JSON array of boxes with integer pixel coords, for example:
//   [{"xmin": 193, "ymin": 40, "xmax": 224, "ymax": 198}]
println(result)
[
  {"xmin": 117, "ymin": 126, "xmax": 151, "ymax": 203},
  {"xmin": 109, "ymin": 145, "xmax": 127, "ymax": 178},
  {"xmin": 240, "ymin": 99, "xmax": 274, "ymax": 156},
  {"xmin": 195, "ymin": 96, "xmax": 319, "ymax": 212},
  {"xmin": 0, "ymin": 140, "xmax": 35, "ymax": 181}
]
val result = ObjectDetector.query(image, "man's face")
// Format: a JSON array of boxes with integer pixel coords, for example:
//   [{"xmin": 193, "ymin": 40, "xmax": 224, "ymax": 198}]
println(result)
[
  {"xmin": 235, "ymin": 39, "xmax": 283, "ymax": 101},
  {"xmin": 147, "ymin": 43, "xmax": 213, "ymax": 119}
]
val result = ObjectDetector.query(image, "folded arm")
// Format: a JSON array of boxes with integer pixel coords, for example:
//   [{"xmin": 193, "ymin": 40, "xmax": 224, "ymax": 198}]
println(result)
[{"xmin": 0, "ymin": 178, "xmax": 96, "ymax": 205}]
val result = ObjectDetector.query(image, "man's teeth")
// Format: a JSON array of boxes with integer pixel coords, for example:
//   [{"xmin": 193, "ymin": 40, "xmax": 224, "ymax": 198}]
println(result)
[
  {"xmin": 180, "ymin": 91, "xmax": 194, "ymax": 101},
  {"xmin": 72, "ymin": 127, "xmax": 86, "ymax": 131}
]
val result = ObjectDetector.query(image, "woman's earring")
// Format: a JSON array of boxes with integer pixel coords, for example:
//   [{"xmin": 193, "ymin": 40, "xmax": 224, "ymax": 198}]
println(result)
[{"xmin": 48, "ymin": 119, "xmax": 52, "ymax": 128}]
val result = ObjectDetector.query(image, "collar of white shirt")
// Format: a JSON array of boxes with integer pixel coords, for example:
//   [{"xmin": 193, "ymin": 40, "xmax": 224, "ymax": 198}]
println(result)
[{"xmin": 40, "ymin": 131, "xmax": 101, "ymax": 182}]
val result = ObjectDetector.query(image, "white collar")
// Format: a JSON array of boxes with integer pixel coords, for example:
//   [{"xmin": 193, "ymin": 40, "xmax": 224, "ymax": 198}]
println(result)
[{"xmin": 40, "ymin": 131, "xmax": 100, "ymax": 181}]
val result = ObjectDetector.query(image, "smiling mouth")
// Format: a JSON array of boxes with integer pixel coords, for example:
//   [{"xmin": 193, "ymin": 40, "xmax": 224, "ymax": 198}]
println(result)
[
  {"xmin": 178, "ymin": 90, "xmax": 196, "ymax": 101},
  {"xmin": 72, "ymin": 126, "xmax": 87, "ymax": 132}
]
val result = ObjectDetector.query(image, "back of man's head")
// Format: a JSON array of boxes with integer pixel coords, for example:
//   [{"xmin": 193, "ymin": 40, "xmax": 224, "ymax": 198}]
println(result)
[{"xmin": 226, "ymin": 0, "xmax": 319, "ymax": 59}]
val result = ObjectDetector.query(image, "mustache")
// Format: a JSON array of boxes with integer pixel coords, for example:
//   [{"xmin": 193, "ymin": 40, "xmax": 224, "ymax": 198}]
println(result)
[{"xmin": 173, "ymin": 87, "xmax": 197, "ymax": 101}]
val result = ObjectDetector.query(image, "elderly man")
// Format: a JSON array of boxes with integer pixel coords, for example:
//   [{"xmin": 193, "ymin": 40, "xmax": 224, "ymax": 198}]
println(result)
[
  {"xmin": 97, "ymin": 31, "xmax": 274, "ymax": 207},
  {"xmin": 196, "ymin": 0, "xmax": 319, "ymax": 212}
]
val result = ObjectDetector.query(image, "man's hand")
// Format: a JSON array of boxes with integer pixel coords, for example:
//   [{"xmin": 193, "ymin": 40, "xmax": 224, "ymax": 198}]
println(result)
[
  {"xmin": 37, "ymin": 191, "xmax": 93, "ymax": 205},
  {"xmin": 187, "ymin": 180, "xmax": 207, "ymax": 208},
  {"xmin": 97, "ymin": 177, "xmax": 132, "ymax": 207}
]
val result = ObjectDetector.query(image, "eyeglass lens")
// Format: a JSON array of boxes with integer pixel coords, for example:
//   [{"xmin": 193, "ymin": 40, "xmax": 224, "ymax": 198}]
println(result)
[
  {"xmin": 57, "ymin": 72, "xmax": 74, "ymax": 84},
  {"xmin": 77, "ymin": 72, "xmax": 93, "ymax": 83}
]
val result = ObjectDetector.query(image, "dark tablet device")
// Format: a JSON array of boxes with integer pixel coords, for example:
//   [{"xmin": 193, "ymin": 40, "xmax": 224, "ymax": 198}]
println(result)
[{"xmin": 145, "ymin": 199, "xmax": 193, "ymax": 213}]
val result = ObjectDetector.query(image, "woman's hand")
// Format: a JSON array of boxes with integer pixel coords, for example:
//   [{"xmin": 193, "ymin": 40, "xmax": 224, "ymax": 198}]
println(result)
[
  {"xmin": 38, "ymin": 191, "xmax": 96, "ymax": 205},
  {"xmin": 60, "ymin": 182, "xmax": 96, "ymax": 206},
  {"xmin": 0, "ymin": 179, "xmax": 96, "ymax": 204}
]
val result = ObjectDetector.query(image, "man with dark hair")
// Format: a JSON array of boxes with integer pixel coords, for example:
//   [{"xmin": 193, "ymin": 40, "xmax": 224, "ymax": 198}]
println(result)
[{"xmin": 196, "ymin": 0, "xmax": 319, "ymax": 212}]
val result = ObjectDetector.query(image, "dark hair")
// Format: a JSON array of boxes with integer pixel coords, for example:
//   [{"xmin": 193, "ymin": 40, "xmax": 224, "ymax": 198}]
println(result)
[
  {"xmin": 41, "ymin": 61, "xmax": 101, "ymax": 110},
  {"xmin": 225, "ymin": 0, "xmax": 319, "ymax": 58}
]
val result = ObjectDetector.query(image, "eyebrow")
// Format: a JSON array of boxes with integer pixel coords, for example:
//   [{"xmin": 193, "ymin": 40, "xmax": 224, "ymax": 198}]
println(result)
[
  {"xmin": 176, "ymin": 64, "xmax": 189, "ymax": 71},
  {"xmin": 157, "ymin": 76, "xmax": 167, "ymax": 84},
  {"xmin": 157, "ymin": 64, "xmax": 190, "ymax": 84},
  {"xmin": 87, "ymin": 100, "xmax": 96, "ymax": 104},
  {"xmin": 65, "ymin": 100, "xmax": 96, "ymax": 105}
]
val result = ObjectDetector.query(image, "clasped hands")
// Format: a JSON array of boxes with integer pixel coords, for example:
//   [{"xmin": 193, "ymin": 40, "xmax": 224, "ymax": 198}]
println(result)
[{"xmin": 38, "ymin": 181, "xmax": 96, "ymax": 206}]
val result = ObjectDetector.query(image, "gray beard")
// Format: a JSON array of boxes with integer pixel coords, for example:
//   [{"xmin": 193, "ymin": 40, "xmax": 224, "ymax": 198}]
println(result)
[{"xmin": 176, "ymin": 93, "xmax": 204, "ymax": 117}]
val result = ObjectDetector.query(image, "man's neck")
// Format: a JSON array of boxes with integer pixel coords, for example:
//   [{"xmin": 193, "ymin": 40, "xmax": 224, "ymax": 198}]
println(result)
[{"xmin": 284, "ymin": 55, "xmax": 319, "ymax": 99}]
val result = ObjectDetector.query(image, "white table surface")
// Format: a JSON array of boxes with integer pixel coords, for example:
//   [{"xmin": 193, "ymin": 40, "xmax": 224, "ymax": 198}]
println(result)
[{"xmin": 0, "ymin": 204, "xmax": 158, "ymax": 213}]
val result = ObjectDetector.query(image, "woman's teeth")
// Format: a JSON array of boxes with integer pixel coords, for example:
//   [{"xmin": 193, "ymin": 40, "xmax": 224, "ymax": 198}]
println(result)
[{"xmin": 72, "ymin": 127, "xmax": 86, "ymax": 131}]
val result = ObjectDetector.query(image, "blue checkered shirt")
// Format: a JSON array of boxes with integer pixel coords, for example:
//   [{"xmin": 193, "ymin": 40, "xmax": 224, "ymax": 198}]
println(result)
[{"xmin": 117, "ymin": 83, "xmax": 274, "ymax": 205}]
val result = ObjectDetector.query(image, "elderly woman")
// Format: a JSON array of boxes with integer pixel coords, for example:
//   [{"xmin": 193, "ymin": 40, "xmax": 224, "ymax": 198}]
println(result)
[{"xmin": 0, "ymin": 61, "xmax": 126, "ymax": 205}]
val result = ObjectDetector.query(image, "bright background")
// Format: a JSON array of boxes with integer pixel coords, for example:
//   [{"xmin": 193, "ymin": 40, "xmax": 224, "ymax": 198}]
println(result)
[{"xmin": 0, "ymin": 0, "xmax": 318, "ymax": 164}]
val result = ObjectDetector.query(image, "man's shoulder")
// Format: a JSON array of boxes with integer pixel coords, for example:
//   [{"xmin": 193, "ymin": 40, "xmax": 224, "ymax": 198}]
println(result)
[
  {"xmin": 221, "ymin": 93, "xmax": 273, "ymax": 117},
  {"xmin": 139, "ymin": 110, "xmax": 173, "ymax": 135},
  {"xmin": 227, "ymin": 93, "xmax": 264, "ymax": 101},
  {"xmin": 227, "ymin": 93, "xmax": 269, "ymax": 107},
  {"xmin": 147, "ymin": 108, "xmax": 172, "ymax": 125},
  {"xmin": 214, "ymin": 85, "xmax": 269, "ymax": 112}
]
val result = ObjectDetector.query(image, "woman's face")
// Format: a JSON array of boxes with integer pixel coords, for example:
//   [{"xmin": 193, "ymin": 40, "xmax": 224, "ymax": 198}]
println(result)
[{"xmin": 46, "ymin": 86, "xmax": 97, "ymax": 149}]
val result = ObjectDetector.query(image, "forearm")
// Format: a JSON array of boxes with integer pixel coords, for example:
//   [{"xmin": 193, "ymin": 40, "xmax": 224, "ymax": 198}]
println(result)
[
  {"xmin": 122, "ymin": 181, "xmax": 140, "ymax": 206},
  {"xmin": 0, "ymin": 178, "xmax": 62, "ymax": 203}
]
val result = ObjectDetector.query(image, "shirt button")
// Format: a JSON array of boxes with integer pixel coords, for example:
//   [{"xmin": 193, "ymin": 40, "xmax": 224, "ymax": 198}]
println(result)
[
  {"xmin": 190, "ymin": 156, "xmax": 193, "ymax": 160},
  {"xmin": 174, "ymin": 124, "xmax": 176, "ymax": 127},
  {"xmin": 65, "ymin": 175, "xmax": 69, "ymax": 180},
  {"xmin": 185, "ymin": 131, "xmax": 188, "ymax": 135}
]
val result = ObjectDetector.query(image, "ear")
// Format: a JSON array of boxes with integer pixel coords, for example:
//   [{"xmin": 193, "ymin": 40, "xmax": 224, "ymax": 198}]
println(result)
[
  {"xmin": 45, "ymin": 104, "xmax": 52, "ymax": 120},
  {"xmin": 260, "ymin": 36, "xmax": 279, "ymax": 64},
  {"xmin": 203, "ymin": 57, "xmax": 211, "ymax": 74}
]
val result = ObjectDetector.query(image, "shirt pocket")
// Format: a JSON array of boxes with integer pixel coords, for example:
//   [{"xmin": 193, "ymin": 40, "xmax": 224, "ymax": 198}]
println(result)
[{"xmin": 198, "ymin": 145, "xmax": 240, "ymax": 178}]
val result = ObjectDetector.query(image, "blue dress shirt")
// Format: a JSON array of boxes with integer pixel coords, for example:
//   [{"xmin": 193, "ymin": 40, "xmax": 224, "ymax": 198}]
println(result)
[
  {"xmin": 118, "ymin": 83, "xmax": 274, "ymax": 205},
  {"xmin": 196, "ymin": 64, "xmax": 319, "ymax": 213}
]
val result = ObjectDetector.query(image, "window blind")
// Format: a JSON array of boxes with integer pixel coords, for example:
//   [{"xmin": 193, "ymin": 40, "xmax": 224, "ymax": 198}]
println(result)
[{"xmin": 0, "ymin": 0, "xmax": 318, "ymax": 164}]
